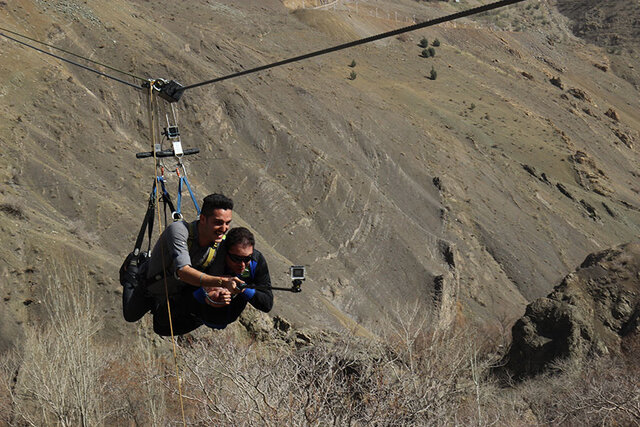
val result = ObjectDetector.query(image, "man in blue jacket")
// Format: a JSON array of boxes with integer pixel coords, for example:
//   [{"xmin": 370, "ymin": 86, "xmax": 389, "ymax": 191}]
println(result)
[{"xmin": 152, "ymin": 226, "xmax": 274, "ymax": 336}]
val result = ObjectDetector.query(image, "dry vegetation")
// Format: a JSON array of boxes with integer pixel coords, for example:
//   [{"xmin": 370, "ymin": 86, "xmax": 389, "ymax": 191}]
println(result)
[{"xmin": 1, "ymin": 266, "xmax": 639, "ymax": 426}]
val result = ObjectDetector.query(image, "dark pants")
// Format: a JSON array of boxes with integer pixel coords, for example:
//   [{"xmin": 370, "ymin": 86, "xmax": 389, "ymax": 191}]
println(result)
[
  {"xmin": 123, "ymin": 285, "xmax": 153, "ymax": 322},
  {"xmin": 153, "ymin": 294, "xmax": 249, "ymax": 336},
  {"xmin": 122, "ymin": 266, "xmax": 154, "ymax": 323},
  {"xmin": 123, "ymin": 264, "xmax": 248, "ymax": 336}
]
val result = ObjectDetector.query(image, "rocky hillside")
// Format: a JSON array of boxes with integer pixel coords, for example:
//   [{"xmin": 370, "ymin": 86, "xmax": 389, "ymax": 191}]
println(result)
[
  {"xmin": 556, "ymin": 0, "xmax": 640, "ymax": 88},
  {"xmin": 1, "ymin": 0, "xmax": 639, "ymax": 347}
]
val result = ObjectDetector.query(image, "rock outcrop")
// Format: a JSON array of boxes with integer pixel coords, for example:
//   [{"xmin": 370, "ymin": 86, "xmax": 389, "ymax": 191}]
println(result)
[{"xmin": 504, "ymin": 242, "xmax": 640, "ymax": 378}]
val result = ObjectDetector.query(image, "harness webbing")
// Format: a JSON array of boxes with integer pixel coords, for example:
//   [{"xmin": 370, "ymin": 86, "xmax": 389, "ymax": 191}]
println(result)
[
  {"xmin": 186, "ymin": 221, "xmax": 217, "ymax": 271},
  {"xmin": 133, "ymin": 177, "xmax": 178, "ymax": 256},
  {"xmin": 176, "ymin": 172, "xmax": 201, "ymax": 217}
]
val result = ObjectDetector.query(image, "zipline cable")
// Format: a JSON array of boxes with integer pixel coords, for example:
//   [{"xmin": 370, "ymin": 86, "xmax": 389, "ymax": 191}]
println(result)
[
  {"xmin": 0, "ymin": 30, "xmax": 143, "ymax": 89},
  {"xmin": 0, "ymin": 26, "xmax": 147, "ymax": 82},
  {"xmin": 2, "ymin": 0, "xmax": 524, "ymax": 93},
  {"xmin": 179, "ymin": 0, "xmax": 525, "ymax": 92}
]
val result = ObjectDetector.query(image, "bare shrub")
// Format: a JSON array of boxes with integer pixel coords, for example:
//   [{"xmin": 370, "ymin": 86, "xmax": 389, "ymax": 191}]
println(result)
[
  {"xmin": 3, "ymin": 266, "xmax": 637, "ymax": 426},
  {"xmin": 171, "ymin": 334, "xmax": 305, "ymax": 425},
  {"xmin": 376, "ymin": 303, "xmax": 500, "ymax": 425},
  {"xmin": 3, "ymin": 262, "xmax": 122, "ymax": 426},
  {"xmin": 516, "ymin": 356, "xmax": 640, "ymax": 426},
  {"xmin": 159, "ymin": 303, "xmax": 499, "ymax": 426},
  {"xmin": 102, "ymin": 333, "xmax": 169, "ymax": 426},
  {"xmin": 0, "ymin": 354, "xmax": 20, "ymax": 425}
]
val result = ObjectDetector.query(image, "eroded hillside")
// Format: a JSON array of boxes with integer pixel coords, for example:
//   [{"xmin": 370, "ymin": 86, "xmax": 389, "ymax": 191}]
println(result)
[{"xmin": 1, "ymin": 0, "xmax": 639, "ymax": 347}]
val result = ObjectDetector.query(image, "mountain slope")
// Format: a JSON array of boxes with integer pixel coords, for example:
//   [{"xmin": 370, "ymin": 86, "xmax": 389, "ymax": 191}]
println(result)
[{"xmin": 1, "ymin": 0, "xmax": 639, "ymax": 346}]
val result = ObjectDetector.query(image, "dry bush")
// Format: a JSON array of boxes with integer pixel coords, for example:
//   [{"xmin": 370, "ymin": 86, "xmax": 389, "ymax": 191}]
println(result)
[
  {"xmin": 169, "ymin": 334, "xmax": 309, "ymax": 425},
  {"xmin": 153, "ymin": 303, "xmax": 501, "ymax": 426},
  {"xmin": 0, "ymin": 258, "xmax": 175, "ymax": 426},
  {"xmin": 0, "ymin": 355, "xmax": 19, "ymax": 426},
  {"xmin": 3, "ymin": 267, "xmax": 637, "ymax": 426},
  {"xmin": 101, "ymin": 333, "xmax": 169, "ymax": 426},
  {"xmin": 514, "ymin": 356, "xmax": 640, "ymax": 426},
  {"xmin": 378, "ymin": 303, "xmax": 501, "ymax": 425},
  {"xmin": 1, "ymin": 263, "xmax": 123, "ymax": 426}
]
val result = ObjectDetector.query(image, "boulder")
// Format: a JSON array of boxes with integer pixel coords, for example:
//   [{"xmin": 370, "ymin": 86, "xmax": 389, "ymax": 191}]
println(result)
[
  {"xmin": 568, "ymin": 87, "xmax": 592, "ymax": 103},
  {"xmin": 605, "ymin": 107, "xmax": 619, "ymax": 121},
  {"xmin": 503, "ymin": 242, "xmax": 640, "ymax": 378}
]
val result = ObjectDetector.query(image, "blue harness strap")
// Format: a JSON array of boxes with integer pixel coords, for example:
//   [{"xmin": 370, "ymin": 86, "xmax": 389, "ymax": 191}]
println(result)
[{"xmin": 176, "ymin": 175, "xmax": 201, "ymax": 216}]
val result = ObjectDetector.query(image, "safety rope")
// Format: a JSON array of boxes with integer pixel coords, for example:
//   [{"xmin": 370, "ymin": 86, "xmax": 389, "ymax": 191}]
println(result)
[
  {"xmin": 0, "ymin": 26, "xmax": 147, "ymax": 82},
  {"xmin": 147, "ymin": 82, "xmax": 187, "ymax": 427}
]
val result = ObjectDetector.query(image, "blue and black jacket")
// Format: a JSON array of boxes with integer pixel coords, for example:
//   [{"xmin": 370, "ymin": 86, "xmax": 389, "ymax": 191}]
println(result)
[{"xmin": 152, "ymin": 248, "xmax": 273, "ymax": 335}]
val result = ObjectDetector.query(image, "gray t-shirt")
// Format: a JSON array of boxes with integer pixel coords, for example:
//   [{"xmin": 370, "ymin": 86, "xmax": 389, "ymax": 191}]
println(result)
[{"xmin": 145, "ymin": 220, "xmax": 220, "ymax": 297}]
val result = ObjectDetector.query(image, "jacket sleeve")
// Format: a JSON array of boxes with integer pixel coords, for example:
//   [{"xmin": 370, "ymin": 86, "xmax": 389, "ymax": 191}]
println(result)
[
  {"xmin": 243, "ymin": 252, "xmax": 273, "ymax": 312},
  {"xmin": 166, "ymin": 221, "xmax": 192, "ymax": 273}
]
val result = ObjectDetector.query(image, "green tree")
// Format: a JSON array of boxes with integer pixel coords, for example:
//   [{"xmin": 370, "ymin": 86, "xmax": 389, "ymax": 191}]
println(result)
[
  {"xmin": 419, "ymin": 37, "xmax": 429, "ymax": 48},
  {"xmin": 349, "ymin": 71, "xmax": 357, "ymax": 80},
  {"xmin": 430, "ymin": 67, "xmax": 437, "ymax": 80},
  {"xmin": 432, "ymin": 38, "xmax": 441, "ymax": 47},
  {"xmin": 349, "ymin": 59, "xmax": 356, "ymax": 68}
]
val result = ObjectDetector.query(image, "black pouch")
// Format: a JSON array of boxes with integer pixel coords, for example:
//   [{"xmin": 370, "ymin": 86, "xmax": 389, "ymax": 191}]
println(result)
[{"xmin": 119, "ymin": 251, "xmax": 149, "ymax": 288}]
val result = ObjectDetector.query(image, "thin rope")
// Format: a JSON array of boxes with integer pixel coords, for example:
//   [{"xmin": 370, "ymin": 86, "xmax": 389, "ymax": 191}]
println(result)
[
  {"xmin": 148, "ymin": 82, "xmax": 187, "ymax": 427},
  {"xmin": 0, "ymin": 25, "xmax": 147, "ymax": 81},
  {"xmin": 180, "ymin": 0, "xmax": 525, "ymax": 92},
  {"xmin": 0, "ymin": 30, "xmax": 142, "ymax": 89}
]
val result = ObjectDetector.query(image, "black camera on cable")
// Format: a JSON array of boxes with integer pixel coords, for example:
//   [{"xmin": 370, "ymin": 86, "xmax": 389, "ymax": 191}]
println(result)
[{"xmin": 290, "ymin": 265, "xmax": 305, "ymax": 293}]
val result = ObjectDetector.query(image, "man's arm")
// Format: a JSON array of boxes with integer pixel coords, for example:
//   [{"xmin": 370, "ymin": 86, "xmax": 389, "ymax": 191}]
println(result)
[{"xmin": 177, "ymin": 264, "xmax": 244, "ymax": 294}]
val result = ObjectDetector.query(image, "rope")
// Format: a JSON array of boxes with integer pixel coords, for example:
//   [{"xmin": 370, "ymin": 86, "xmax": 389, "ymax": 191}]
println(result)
[
  {"xmin": 147, "ymin": 82, "xmax": 187, "ymax": 427},
  {"xmin": 179, "ymin": 0, "xmax": 525, "ymax": 92},
  {"xmin": 0, "ymin": 26, "xmax": 147, "ymax": 82},
  {"xmin": 0, "ymin": 30, "xmax": 143, "ymax": 89}
]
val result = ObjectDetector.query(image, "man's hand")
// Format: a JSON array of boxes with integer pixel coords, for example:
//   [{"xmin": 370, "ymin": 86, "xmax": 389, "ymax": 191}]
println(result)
[
  {"xmin": 203, "ymin": 287, "xmax": 231, "ymax": 306},
  {"xmin": 221, "ymin": 276, "xmax": 245, "ymax": 295},
  {"xmin": 178, "ymin": 266, "xmax": 244, "ymax": 294}
]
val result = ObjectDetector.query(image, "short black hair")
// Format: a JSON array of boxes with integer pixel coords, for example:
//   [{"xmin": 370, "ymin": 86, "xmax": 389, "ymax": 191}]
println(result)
[
  {"xmin": 201, "ymin": 193, "xmax": 233, "ymax": 217},
  {"xmin": 225, "ymin": 227, "xmax": 255, "ymax": 249}
]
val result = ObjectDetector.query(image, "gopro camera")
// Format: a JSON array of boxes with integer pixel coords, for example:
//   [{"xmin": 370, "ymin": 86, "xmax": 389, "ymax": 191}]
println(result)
[
  {"xmin": 290, "ymin": 265, "xmax": 305, "ymax": 281},
  {"xmin": 165, "ymin": 126, "xmax": 180, "ymax": 139},
  {"xmin": 290, "ymin": 265, "xmax": 305, "ymax": 293}
]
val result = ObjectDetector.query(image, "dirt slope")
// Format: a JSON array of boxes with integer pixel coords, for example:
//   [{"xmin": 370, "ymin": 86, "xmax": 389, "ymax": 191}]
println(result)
[{"xmin": 0, "ymin": 0, "xmax": 639, "ymax": 346}]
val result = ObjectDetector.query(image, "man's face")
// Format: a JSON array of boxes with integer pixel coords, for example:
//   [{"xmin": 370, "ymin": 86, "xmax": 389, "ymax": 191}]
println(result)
[
  {"xmin": 200, "ymin": 209, "xmax": 232, "ymax": 244},
  {"xmin": 226, "ymin": 243, "xmax": 253, "ymax": 275}
]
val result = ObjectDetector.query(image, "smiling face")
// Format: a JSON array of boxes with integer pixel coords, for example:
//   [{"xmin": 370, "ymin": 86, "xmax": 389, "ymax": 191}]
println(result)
[
  {"xmin": 198, "ymin": 208, "xmax": 232, "ymax": 245},
  {"xmin": 225, "ymin": 243, "xmax": 254, "ymax": 275}
]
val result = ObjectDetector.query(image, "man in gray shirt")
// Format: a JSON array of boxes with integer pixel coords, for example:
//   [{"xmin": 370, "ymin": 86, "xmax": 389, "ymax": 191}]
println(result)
[{"xmin": 123, "ymin": 193, "xmax": 244, "ymax": 325}]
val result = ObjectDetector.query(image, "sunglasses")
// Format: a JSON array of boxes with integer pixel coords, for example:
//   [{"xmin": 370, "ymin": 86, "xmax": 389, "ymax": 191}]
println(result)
[{"xmin": 227, "ymin": 252, "xmax": 253, "ymax": 264}]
